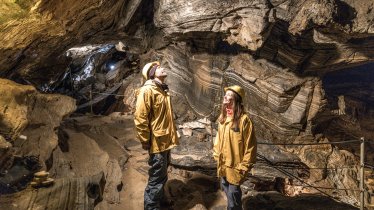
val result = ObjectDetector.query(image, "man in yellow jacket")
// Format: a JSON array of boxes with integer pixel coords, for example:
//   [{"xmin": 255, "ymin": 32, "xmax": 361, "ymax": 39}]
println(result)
[
  {"xmin": 213, "ymin": 85, "xmax": 257, "ymax": 210},
  {"xmin": 134, "ymin": 61, "xmax": 179, "ymax": 210}
]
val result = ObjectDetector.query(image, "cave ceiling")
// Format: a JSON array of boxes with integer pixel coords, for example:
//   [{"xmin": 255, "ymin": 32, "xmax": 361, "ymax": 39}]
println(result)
[{"xmin": 0, "ymin": 0, "xmax": 373, "ymax": 85}]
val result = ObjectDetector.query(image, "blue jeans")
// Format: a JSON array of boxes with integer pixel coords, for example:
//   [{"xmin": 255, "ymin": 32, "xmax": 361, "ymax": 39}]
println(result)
[
  {"xmin": 221, "ymin": 177, "xmax": 242, "ymax": 210},
  {"xmin": 144, "ymin": 150, "xmax": 170, "ymax": 210}
]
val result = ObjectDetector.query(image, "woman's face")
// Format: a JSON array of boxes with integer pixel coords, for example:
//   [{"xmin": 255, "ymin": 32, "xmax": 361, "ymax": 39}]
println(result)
[{"xmin": 223, "ymin": 90, "xmax": 235, "ymax": 106}]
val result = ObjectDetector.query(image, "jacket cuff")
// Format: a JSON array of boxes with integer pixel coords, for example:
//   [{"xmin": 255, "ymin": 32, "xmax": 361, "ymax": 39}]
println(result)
[
  {"xmin": 236, "ymin": 163, "xmax": 249, "ymax": 172},
  {"xmin": 213, "ymin": 156, "xmax": 219, "ymax": 161}
]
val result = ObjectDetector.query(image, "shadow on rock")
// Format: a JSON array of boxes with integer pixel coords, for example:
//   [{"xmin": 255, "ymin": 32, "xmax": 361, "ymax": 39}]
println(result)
[
  {"xmin": 165, "ymin": 175, "xmax": 221, "ymax": 210},
  {"xmin": 243, "ymin": 191, "xmax": 358, "ymax": 210}
]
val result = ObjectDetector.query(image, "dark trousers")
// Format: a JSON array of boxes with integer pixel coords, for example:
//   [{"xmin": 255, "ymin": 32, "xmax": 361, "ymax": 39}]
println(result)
[
  {"xmin": 144, "ymin": 150, "xmax": 170, "ymax": 210},
  {"xmin": 221, "ymin": 177, "xmax": 242, "ymax": 210}
]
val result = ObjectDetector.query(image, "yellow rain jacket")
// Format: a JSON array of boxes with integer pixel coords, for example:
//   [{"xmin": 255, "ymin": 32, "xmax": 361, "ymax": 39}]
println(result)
[
  {"xmin": 134, "ymin": 80, "xmax": 179, "ymax": 154},
  {"xmin": 213, "ymin": 114, "xmax": 257, "ymax": 185}
]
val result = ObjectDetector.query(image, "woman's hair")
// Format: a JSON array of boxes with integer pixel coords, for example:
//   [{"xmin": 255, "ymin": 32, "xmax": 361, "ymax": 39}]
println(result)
[{"xmin": 218, "ymin": 90, "xmax": 244, "ymax": 129}]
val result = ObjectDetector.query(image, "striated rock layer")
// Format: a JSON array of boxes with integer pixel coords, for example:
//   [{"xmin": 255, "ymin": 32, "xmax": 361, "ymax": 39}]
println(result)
[{"xmin": 0, "ymin": 0, "xmax": 374, "ymax": 208}]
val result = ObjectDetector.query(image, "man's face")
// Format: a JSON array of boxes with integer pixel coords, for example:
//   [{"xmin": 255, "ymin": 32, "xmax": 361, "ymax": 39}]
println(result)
[
  {"xmin": 155, "ymin": 66, "xmax": 167, "ymax": 79},
  {"xmin": 223, "ymin": 90, "xmax": 235, "ymax": 106}
]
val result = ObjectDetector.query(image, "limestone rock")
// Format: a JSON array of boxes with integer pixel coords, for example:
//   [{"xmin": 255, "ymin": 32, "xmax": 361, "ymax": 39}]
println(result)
[
  {"xmin": 180, "ymin": 120, "xmax": 207, "ymax": 130},
  {"xmin": 0, "ymin": 172, "xmax": 105, "ymax": 210},
  {"xmin": 182, "ymin": 127, "xmax": 193, "ymax": 137},
  {"xmin": 243, "ymin": 191, "xmax": 358, "ymax": 210},
  {"xmin": 47, "ymin": 115, "xmax": 132, "ymax": 207},
  {"xmin": 0, "ymin": 79, "xmax": 36, "ymax": 140},
  {"xmin": 0, "ymin": 79, "xmax": 76, "ymax": 168},
  {"xmin": 0, "ymin": 135, "xmax": 11, "ymax": 150},
  {"xmin": 171, "ymin": 135, "xmax": 215, "ymax": 171},
  {"xmin": 154, "ymin": 0, "xmax": 270, "ymax": 51}
]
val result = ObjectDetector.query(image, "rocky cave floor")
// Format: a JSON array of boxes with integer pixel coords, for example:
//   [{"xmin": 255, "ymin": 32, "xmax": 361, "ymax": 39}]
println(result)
[{"xmin": 0, "ymin": 113, "xmax": 362, "ymax": 210}]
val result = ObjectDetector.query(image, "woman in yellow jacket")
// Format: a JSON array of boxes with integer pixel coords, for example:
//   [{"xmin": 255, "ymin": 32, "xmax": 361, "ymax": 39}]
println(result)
[{"xmin": 213, "ymin": 85, "xmax": 257, "ymax": 210}]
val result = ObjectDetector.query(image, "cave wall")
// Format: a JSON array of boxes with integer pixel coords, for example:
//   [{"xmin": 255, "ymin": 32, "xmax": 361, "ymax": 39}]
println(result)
[
  {"xmin": 0, "ymin": 0, "xmax": 374, "ymax": 206},
  {"xmin": 0, "ymin": 78, "xmax": 76, "ymax": 172}
]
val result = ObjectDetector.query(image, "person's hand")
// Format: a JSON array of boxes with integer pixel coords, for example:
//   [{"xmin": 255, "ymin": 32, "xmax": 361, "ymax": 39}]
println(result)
[
  {"xmin": 235, "ymin": 167, "xmax": 246, "ymax": 176},
  {"xmin": 141, "ymin": 143, "xmax": 150, "ymax": 150},
  {"xmin": 239, "ymin": 169, "xmax": 246, "ymax": 175}
]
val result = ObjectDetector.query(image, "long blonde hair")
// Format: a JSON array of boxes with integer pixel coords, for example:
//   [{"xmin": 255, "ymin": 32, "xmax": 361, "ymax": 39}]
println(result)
[{"xmin": 218, "ymin": 91, "xmax": 244, "ymax": 130}]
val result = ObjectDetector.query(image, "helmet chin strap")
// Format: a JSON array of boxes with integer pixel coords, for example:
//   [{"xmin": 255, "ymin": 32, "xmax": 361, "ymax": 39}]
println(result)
[{"xmin": 153, "ymin": 78, "xmax": 169, "ymax": 92}]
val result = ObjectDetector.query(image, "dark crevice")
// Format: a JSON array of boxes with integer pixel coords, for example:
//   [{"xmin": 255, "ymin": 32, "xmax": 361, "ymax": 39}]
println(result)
[
  {"xmin": 333, "ymin": 0, "xmax": 357, "ymax": 27},
  {"xmin": 318, "ymin": 62, "xmax": 374, "ymax": 161},
  {"xmin": 58, "ymin": 128, "xmax": 70, "ymax": 153},
  {"xmin": 124, "ymin": 0, "xmax": 155, "ymax": 36},
  {"xmin": 0, "ymin": 156, "xmax": 41, "ymax": 194}
]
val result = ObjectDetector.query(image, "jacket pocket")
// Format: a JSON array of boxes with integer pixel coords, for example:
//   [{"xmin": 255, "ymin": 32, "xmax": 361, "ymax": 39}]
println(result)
[
  {"xmin": 153, "ymin": 129, "xmax": 169, "ymax": 137},
  {"xmin": 226, "ymin": 167, "xmax": 245, "ymax": 185}
]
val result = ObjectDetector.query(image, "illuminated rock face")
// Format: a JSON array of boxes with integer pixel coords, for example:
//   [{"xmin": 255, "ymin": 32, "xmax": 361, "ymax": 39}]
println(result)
[
  {"xmin": 141, "ymin": 46, "xmax": 316, "ymax": 142},
  {"xmin": 135, "ymin": 45, "xmax": 373, "ymax": 145},
  {"xmin": 1, "ymin": 0, "xmax": 374, "ymax": 83},
  {"xmin": 1, "ymin": 0, "xmax": 372, "ymax": 135},
  {"xmin": 0, "ymin": 0, "xmax": 374, "ymax": 207},
  {"xmin": 0, "ymin": 79, "xmax": 76, "ymax": 167},
  {"xmin": 137, "ymin": 46, "xmax": 373, "ymax": 205}
]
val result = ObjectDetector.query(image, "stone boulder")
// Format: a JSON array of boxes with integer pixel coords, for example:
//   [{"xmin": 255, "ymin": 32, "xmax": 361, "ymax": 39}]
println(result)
[{"xmin": 0, "ymin": 78, "xmax": 76, "ymax": 169}]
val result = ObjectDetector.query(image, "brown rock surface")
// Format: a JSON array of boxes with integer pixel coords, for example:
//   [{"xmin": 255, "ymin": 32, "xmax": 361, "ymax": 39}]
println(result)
[
  {"xmin": 0, "ymin": 172, "xmax": 105, "ymax": 210},
  {"xmin": 0, "ymin": 0, "xmax": 373, "ymax": 208},
  {"xmin": 0, "ymin": 78, "xmax": 76, "ymax": 168},
  {"xmin": 243, "ymin": 191, "xmax": 358, "ymax": 210},
  {"xmin": 0, "ymin": 112, "xmax": 362, "ymax": 209}
]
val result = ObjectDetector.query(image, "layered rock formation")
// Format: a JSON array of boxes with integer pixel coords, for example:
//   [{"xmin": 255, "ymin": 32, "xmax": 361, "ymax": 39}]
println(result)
[{"xmin": 1, "ymin": 0, "xmax": 374, "ymax": 209}]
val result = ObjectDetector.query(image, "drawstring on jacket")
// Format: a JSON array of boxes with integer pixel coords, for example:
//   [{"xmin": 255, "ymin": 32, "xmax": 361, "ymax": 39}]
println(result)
[{"xmin": 154, "ymin": 80, "xmax": 169, "ymax": 92}]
